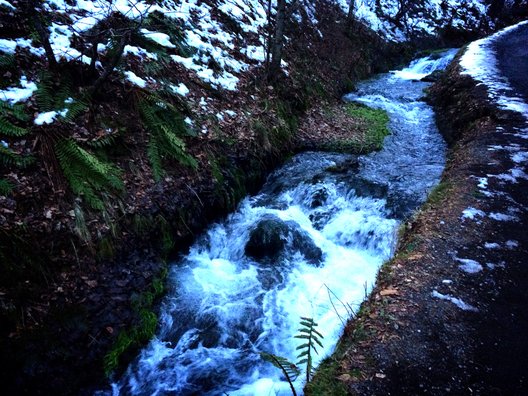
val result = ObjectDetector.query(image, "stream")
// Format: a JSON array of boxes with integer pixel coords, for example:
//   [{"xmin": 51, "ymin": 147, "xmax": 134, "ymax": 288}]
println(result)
[{"xmin": 109, "ymin": 49, "xmax": 457, "ymax": 395}]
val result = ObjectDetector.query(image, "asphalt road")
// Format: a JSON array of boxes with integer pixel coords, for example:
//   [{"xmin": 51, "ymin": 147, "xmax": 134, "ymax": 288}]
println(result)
[{"xmin": 494, "ymin": 22, "xmax": 528, "ymax": 101}]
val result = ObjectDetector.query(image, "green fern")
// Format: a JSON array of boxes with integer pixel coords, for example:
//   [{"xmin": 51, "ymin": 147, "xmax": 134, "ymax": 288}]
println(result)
[
  {"xmin": 35, "ymin": 71, "xmax": 87, "ymax": 122},
  {"xmin": 35, "ymin": 71, "xmax": 55, "ymax": 111},
  {"xmin": 295, "ymin": 317, "xmax": 324, "ymax": 383},
  {"xmin": 86, "ymin": 132, "xmax": 118, "ymax": 149},
  {"xmin": 0, "ymin": 178, "xmax": 13, "ymax": 196},
  {"xmin": 260, "ymin": 352, "xmax": 300, "ymax": 396},
  {"xmin": 139, "ymin": 94, "xmax": 197, "ymax": 181},
  {"xmin": 55, "ymin": 138, "xmax": 124, "ymax": 210},
  {"xmin": 0, "ymin": 53, "xmax": 15, "ymax": 69},
  {"xmin": 0, "ymin": 101, "xmax": 29, "ymax": 137},
  {"xmin": 61, "ymin": 96, "xmax": 89, "ymax": 123},
  {"xmin": 0, "ymin": 145, "xmax": 34, "ymax": 168}
]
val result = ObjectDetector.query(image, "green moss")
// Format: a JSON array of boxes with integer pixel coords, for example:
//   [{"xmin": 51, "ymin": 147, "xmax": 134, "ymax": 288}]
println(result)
[
  {"xmin": 103, "ymin": 265, "xmax": 168, "ymax": 377},
  {"xmin": 425, "ymin": 181, "xmax": 452, "ymax": 207},
  {"xmin": 305, "ymin": 356, "xmax": 348, "ymax": 396},
  {"xmin": 345, "ymin": 103, "xmax": 390, "ymax": 152}
]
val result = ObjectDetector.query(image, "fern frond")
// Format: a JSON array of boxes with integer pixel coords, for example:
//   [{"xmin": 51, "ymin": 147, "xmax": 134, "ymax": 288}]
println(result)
[
  {"xmin": 55, "ymin": 139, "xmax": 124, "ymax": 210},
  {"xmin": 294, "ymin": 317, "xmax": 324, "ymax": 383},
  {"xmin": 0, "ymin": 145, "xmax": 34, "ymax": 168},
  {"xmin": 86, "ymin": 133, "xmax": 117, "ymax": 149},
  {"xmin": 260, "ymin": 352, "xmax": 299, "ymax": 396},
  {"xmin": 62, "ymin": 98, "xmax": 88, "ymax": 122},
  {"xmin": 139, "ymin": 95, "xmax": 197, "ymax": 180},
  {"xmin": 35, "ymin": 71, "xmax": 55, "ymax": 111},
  {"xmin": 0, "ymin": 53, "xmax": 15, "ymax": 69},
  {"xmin": 0, "ymin": 178, "xmax": 14, "ymax": 196},
  {"xmin": 147, "ymin": 138, "xmax": 163, "ymax": 180},
  {"xmin": 0, "ymin": 101, "xmax": 29, "ymax": 122},
  {"xmin": 0, "ymin": 101, "xmax": 29, "ymax": 136},
  {"xmin": 0, "ymin": 116, "xmax": 27, "ymax": 136}
]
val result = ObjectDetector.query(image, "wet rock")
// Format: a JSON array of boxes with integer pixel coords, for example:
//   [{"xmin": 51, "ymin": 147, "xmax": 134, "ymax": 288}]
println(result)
[
  {"xmin": 245, "ymin": 215, "xmax": 322, "ymax": 265},
  {"xmin": 351, "ymin": 177, "xmax": 388, "ymax": 199},
  {"xmin": 310, "ymin": 186, "xmax": 329, "ymax": 208},
  {"xmin": 421, "ymin": 70, "xmax": 444, "ymax": 83}
]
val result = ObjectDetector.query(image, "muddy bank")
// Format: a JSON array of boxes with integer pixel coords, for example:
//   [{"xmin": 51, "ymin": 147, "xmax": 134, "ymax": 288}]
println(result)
[{"xmin": 308, "ymin": 44, "xmax": 528, "ymax": 395}]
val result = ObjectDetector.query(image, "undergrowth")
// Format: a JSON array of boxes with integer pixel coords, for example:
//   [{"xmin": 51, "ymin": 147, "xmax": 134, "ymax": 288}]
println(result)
[{"xmin": 103, "ymin": 266, "xmax": 168, "ymax": 377}]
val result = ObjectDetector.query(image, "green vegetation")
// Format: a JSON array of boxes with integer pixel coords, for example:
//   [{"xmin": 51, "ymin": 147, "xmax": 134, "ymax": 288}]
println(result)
[
  {"xmin": 261, "ymin": 353, "xmax": 301, "ymax": 396},
  {"xmin": 345, "ymin": 102, "xmax": 390, "ymax": 152},
  {"xmin": 262, "ymin": 317, "xmax": 325, "ymax": 395},
  {"xmin": 424, "ymin": 180, "xmax": 452, "ymax": 207},
  {"xmin": 0, "ymin": 178, "xmax": 13, "ymax": 195},
  {"xmin": 56, "ymin": 139, "xmax": 124, "ymax": 210},
  {"xmin": 139, "ymin": 93, "xmax": 198, "ymax": 181},
  {"xmin": 103, "ymin": 266, "xmax": 168, "ymax": 377},
  {"xmin": 304, "ymin": 355, "xmax": 348, "ymax": 396}
]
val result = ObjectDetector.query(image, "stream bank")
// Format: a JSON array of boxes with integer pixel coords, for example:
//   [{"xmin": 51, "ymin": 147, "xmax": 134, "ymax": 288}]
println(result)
[
  {"xmin": 105, "ymin": 50, "xmax": 456, "ymax": 395},
  {"xmin": 0, "ymin": 9, "xmax": 415, "ymax": 394},
  {"xmin": 309, "ymin": 25, "xmax": 528, "ymax": 395}
]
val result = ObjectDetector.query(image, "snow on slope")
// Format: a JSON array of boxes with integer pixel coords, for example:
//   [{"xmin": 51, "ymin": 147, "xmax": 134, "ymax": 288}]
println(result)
[
  {"xmin": 460, "ymin": 20, "xmax": 528, "ymax": 119},
  {"xmin": 1, "ymin": 0, "xmax": 270, "ymax": 92},
  {"xmin": 0, "ymin": 0, "xmax": 493, "ymax": 107},
  {"xmin": 335, "ymin": 0, "xmax": 489, "ymax": 42}
]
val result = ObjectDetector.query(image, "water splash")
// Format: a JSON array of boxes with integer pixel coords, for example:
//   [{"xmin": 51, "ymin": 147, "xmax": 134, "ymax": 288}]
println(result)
[{"xmin": 109, "ymin": 50, "xmax": 456, "ymax": 396}]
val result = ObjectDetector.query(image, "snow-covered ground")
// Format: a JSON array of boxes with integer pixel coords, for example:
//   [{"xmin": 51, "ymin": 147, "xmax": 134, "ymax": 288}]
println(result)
[{"xmin": 460, "ymin": 20, "xmax": 528, "ymax": 119}]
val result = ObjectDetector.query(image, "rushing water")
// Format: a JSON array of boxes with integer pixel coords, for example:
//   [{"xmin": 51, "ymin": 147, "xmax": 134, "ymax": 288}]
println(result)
[{"xmin": 109, "ymin": 50, "xmax": 456, "ymax": 396}]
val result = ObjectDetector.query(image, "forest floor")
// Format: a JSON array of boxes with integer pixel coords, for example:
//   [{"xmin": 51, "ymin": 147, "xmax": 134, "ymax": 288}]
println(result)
[{"xmin": 309, "ymin": 43, "xmax": 528, "ymax": 395}]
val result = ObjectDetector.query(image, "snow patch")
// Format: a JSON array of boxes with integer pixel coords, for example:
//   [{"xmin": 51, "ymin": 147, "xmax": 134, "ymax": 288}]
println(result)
[
  {"xmin": 489, "ymin": 212, "xmax": 517, "ymax": 222},
  {"xmin": 171, "ymin": 83, "xmax": 190, "ymax": 96},
  {"xmin": 0, "ymin": 76, "xmax": 37, "ymax": 104},
  {"xmin": 432, "ymin": 290, "xmax": 478, "ymax": 312},
  {"xmin": 511, "ymin": 152, "xmax": 528, "ymax": 164},
  {"xmin": 124, "ymin": 71, "xmax": 147, "ymax": 88},
  {"xmin": 456, "ymin": 258, "xmax": 483, "ymax": 274},
  {"xmin": 140, "ymin": 29, "xmax": 176, "ymax": 48},
  {"xmin": 34, "ymin": 111, "xmax": 58, "ymax": 125},
  {"xmin": 0, "ymin": 0, "xmax": 15, "ymax": 9},
  {"xmin": 484, "ymin": 242, "xmax": 500, "ymax": 249},
  {"xmin": 461, "ymin": 207, "xmax": 485, "ymax": 220},
  {"xmin": 506, "ymin": 240, "xmax": 519, "ymax": 249}
]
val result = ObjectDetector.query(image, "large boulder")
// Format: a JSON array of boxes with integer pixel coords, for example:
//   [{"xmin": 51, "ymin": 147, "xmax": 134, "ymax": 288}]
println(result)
[{"xmin": 245, "ymin": 215, "xmax": 322, "ymax": 265}]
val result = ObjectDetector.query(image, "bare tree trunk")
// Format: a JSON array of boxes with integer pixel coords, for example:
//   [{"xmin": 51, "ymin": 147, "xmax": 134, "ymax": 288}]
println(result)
[
  {"xmin": 24, "ymin": 0, "xmax": 57, "ymax": 69},
  {"xmin": 347, "ymin": 0, "xmax": 355, "ymax": 25},
  {"xmin": 268, "ymin": 0, "xmax": 287, "ymax": 81},
  {"xmin": 265, "ymin": 0, "xmax": 273, "ymax": 69},
  {"xmin": 90, "ymin": 31, "xmax": 130, "ymax": 96}
]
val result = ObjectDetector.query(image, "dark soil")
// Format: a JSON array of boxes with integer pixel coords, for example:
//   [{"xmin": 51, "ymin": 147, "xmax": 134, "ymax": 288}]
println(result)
[{"xmin": 309, "ymin": 36, "xmax": 528, "ymax": 395}]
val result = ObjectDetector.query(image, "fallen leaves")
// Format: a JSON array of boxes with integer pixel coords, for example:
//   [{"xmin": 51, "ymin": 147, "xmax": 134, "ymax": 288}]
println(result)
[{"xmin": 380, "ymin": 287, "xmax": 399, "ymax": 297}]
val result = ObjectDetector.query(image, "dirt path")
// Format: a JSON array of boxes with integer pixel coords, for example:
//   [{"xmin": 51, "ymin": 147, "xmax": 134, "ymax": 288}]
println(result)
[{"xmin": 309, "ymin": 26, "xmax": 528, "ymax": 395}]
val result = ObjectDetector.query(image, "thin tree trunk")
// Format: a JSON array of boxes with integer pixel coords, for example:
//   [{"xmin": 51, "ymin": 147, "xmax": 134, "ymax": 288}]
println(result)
[
  {"xmin": 265, "ymin": 0, "xmax": 272, "ymax": 69},
  {"xmin": 90, "ymin": 31, "xmax": 130, "ymax": 96},
  {"xmin": 269, "ymin": 0, "xmax": 287, "ymax": 81},
  {"xmin": 25, "ymin": 0, "xmax": 57, "ymax": 69},
  {"xmin": 347, "ymin": 0, "xmax": 355, "ymax": 25}
]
